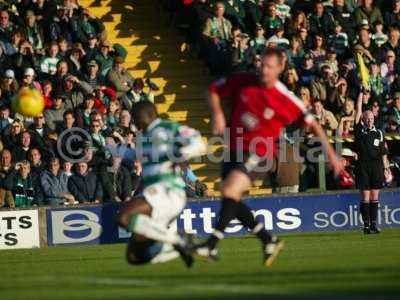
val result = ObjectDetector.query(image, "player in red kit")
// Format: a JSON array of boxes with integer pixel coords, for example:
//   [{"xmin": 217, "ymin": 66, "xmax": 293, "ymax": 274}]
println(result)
[{"xmin": 196, "ymin": 48, "xmax": 344, "ymax": 266}]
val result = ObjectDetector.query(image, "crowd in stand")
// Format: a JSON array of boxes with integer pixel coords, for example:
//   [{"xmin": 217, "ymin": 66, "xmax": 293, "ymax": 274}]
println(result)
[
  {"xmin": 1, "ymin": 0, "xmax": 400, "ymax": 209},
  {"xmin": 166, "ymin": 0, "xmax": 400, "ymax": 189},
  {"xmin": 0, "ymin": 0, "xmax": 210, "ymax": 209}
]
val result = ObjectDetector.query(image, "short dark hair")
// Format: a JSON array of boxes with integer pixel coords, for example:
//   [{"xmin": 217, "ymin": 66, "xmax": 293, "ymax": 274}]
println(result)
[
  {"xmin": 131, "ymin": 100, "xmax": 158, "ymax": 120},
  {"xmin": 63, "ymin": 110, "xmax": 75, "ymax": 118}
]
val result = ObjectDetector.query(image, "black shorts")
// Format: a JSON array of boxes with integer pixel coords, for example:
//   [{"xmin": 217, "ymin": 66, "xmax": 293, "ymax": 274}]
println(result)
[
  {"xmin": 355, "ymin": 160, "xmax": 384, "ymax": 190},
  {"xmin": 221, "ymin": 151, "xmax": 275, "ymax": 181}
]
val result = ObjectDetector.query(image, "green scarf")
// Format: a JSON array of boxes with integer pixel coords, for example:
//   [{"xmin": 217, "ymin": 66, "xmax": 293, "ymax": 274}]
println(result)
[{"xmin": 14, "ymin": 175, "xmax": 34, "ymax": 207}]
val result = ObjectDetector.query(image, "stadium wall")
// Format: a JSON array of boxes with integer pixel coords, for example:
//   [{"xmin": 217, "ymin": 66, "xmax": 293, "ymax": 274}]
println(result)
[{"xmin": 1, "ymin": 190, "xmax": 400, "ymax": 249}]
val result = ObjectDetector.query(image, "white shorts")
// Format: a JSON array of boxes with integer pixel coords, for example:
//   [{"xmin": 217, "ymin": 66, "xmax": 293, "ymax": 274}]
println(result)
[{"xmin": 143, "ymin": 182, "xmax": 186, "ymax": 227}]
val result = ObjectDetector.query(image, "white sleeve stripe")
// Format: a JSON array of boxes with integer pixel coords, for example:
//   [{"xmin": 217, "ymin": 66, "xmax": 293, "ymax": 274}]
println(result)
[{"xmin": 275, "ymin": 81, "xmax": 306, "ymax": 112}]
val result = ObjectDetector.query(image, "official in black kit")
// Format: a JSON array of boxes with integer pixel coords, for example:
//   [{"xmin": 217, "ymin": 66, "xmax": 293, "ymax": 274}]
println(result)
[{"xmin": 354, "ymin": 93, "xmax": 390, "ymax": 234}]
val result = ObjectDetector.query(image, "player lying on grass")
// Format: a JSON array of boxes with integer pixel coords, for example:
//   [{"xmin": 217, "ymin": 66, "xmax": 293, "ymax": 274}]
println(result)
[
  {"xmin": 195, "ymin": 48, "xmax": 344, "ymax": 266},
  {"xmin": 118, "ymin": 101, "xmax": 206, "ymax": 268}
]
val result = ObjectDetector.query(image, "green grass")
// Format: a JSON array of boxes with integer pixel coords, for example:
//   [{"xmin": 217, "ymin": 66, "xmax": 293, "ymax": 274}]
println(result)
[{"xmin": 1, "ymin": 230, "xmax": 400, "ymax": 300}]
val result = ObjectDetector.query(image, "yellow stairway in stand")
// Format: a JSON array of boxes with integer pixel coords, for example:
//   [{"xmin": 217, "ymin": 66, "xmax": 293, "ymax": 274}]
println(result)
[{"xmin": 81, "ymin": 0, "xmax": 271, "ymax": 196}]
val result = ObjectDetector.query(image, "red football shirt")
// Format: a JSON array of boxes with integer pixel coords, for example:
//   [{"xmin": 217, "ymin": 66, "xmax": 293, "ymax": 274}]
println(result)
[{"xmin": 209, "ymin": 72, "xmax": 313, "ymax": 158}]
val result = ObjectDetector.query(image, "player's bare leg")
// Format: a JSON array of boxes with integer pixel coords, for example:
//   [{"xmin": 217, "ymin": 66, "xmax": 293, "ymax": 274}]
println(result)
[
  {"xmin": 118, "ymin": 197, "xmax": 194, "ymax": 267},
  {"xmin": 197, "ymin": 170, "xmax": 284, "ymax": 267}
]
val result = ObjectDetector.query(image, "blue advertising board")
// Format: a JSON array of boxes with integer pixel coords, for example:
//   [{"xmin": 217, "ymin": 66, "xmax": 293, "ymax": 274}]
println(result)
[{"xmin": 46, "ymin": 191, "xmax": 400, "ymax": 246}]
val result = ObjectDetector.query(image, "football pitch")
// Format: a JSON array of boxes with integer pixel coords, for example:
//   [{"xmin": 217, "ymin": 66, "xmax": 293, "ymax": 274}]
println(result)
[{"xmin": 1, "ymin": 229, "xmax": 400, "ymax": 300}]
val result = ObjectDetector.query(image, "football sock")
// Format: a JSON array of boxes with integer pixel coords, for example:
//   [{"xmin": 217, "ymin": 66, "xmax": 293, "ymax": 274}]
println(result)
[
  {"xmin": 360, "ymin": 202, "xmax": 370, "ymax": 228},
  {"xmin": 208, "ymin": 197, "xmax": 239, "ymax": 249},
  {"xmin": 236, "ymin": 202, "xmax": 271, "ymax": 243},
  {"xmin": 127, "ymin": 214, "xmax": 182, "ymax": 245},
  {"xmin": 369, "ymin": 201, "xmax": 379, "ymax": 228}
]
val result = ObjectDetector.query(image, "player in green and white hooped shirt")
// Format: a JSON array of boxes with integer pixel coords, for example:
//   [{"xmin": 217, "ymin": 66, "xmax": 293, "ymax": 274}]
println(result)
[{"xmin": 118, "ymin": 101, "xmax": 206, "ymax": 268}]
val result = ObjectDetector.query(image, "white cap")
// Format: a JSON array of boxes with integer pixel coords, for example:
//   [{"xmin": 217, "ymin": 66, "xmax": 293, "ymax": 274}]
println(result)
[
  {"xmin": 341, "ymin": 148, "xmax": 355, "ymax": 157},
  {"xmin": 24, "ymin": 68, "xmax": 35, "ymax": 76},
  {"xmin": 5, "ymin": 69, "xmax": 14, "ymax": 79}
]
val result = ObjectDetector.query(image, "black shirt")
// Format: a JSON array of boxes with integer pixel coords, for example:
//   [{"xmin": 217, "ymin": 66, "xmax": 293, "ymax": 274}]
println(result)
[{"xmin": 354, "ymin": 122, "xmax": 387, "ymax": 161}]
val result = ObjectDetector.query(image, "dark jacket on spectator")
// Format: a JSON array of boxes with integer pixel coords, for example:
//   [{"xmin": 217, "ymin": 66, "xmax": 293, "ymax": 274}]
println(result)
[
  {"xmin": 308, "ymin": 11, "xmax": 335, "ymax": 36},
  {"xmin": 68, "ymin": 171, "xmax": 103, "ymax": 203},
  {"xmin": 99, "ymin": 165, "xmax": 132, "ymax": 201}
]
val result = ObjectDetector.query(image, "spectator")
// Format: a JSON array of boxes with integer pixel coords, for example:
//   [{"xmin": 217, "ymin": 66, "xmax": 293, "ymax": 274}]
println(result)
[
  {"xmin": 383, "ymin": 27, "xmax": 400, "ymax": 59},
  {"xmin": 0, "ymin": 10, "xmax": 16, "ymax": 43},
  {"xmin": 107, "ymin": 56, "xmax": 134, "ymax": 97},
  {"xmin": 222, "ymin": 0, "xmax": 245, "ymax": 30},
  {"xmin": 249, "ymin": 24, "xmax": 266, "ymax": 55},
  {"xmin": 41, "ymin": 157, "xmax": 74, "ymax": 205},
  {"xmin": 28, "ymin": 113, "xmax": 52, "ymax": 151},
  {"xmin": 62, "ymin": 74, "xmax": 93, "ymax": 111},
  {"xmin": 42, "ymin": 80, "xmax": 54, "ymax": 109},
  {"xmin": 262, "ymin": 2, "xmax": 283, "ymax": 37},
  {"xmin": 202, "ymin": 2, "xmax": 232, "ymax": 75},
  {"xmin": 0, "ymin": 105, "xmax": 13, "ymax": 133},
  {"xmin": 231, "ymin": 33, "xmax": 255, "ymax": 72},
  {"xmin": 310, "ymin": 65, "xmax": 337, "ymax": 103},
  {"xmin": 122, "ymin": 78, "xmax": 155, "ymax": 110},
  {"xmin": 40, "ymin": 42, "xmax": 60, "ymax": 76},
  {"xmin": 106, "ymin": 99, "xmax": 120, "ymax": 127},
  {"xmin": 44, "ymin": 92, "xmax": 67, "ymax": 131},
  {"xmin": 1, "ymin": 69, "xmax": 19, "ymax": 107},
  {"xmin": 328, "ymin": 21, "xmax": 349, "ymax": 57},
  {"xmin": 369, "ymin": 62, "xmax": 384, "ymax": 98},
  {"xmin": 66, "ymin": 42, "xmax": 85, "ymax": 75},
  {"xmin": 298, "ymin": 86, "xmax": 313, "ymax": 109},
  {"xmin": 12, "ymin": 160, "xmax": 35, "ymax": 207},
  {"xmin": 384, "ymin": 0, "xmax": 400, "ymax": 28},
  {"xmin": 99, "ymin": 155, "xmax": 132, "ymax": 202},
  {"xmin": 282, "ymin": 66, "xmax": 299, "ymax": 92},
  {"xmin": 84, "ymin": 33, "xmax": 99, "ymax": 62},
  {"xmin": 74, "ymin": 8, "xmax": 106, "ymax": 45},
  {"xmin": 328, "ymin": 78, "xmax": 352, "ymax": 115},
  {"xmin": 332, "ymin": 0, "xmax": 356, "ymax": 41},
  {"xmin": 298, "ymin": 53, "xmax": 317, "ymax": 85},
  {"xmin": 90, "ymin": 118, "xmax": 106, "ymax": 150},
  {"xmin": 63, "ymin": 160, "xmax": 73, "ymax": 177},
  {"xmin": 68, "ymin": 161, "xmax": 103, "ymax": 204},
  {"xmin": 95, "ymin": 40, "xmax": 113, "ymax": 76},
  {"xmin": 3, "ymin": 119, "xmax": 24, "ymax": 149},
  {"xmin": 24, "ymin": 10, "xmax": 44, "ymax": 51},
  {"xmin": 28, "ymin": 148, "xmax": 45, "ymax": 204},
  {"xmin": 381, "ymin": 50, "xmax": 397, "ymax": 93},
  {"xmin": 385, "ymin": 115, "xmax": 400, "ymax": 133},
  {"xmin": 308, "ymin": 1, "xmax": 335, "ymax": 36},
  {"xmin": 287, "ymin": 10, "xmax": 308, "ymax": 36},
  {"xmin": 0, "ymin": 149, "xmax": 16, "ymax": 208},
  {"xmin": 287, "ymin": 36, "xmax": 305, "ymax": 69},
  {"xmin": 312, "ymin": 99, "xmax": 339, "ymax": 136},
  {"xmin": 387, "ymin": 92, "xmax": 400, "ymax": 125},
  {"xmin": 372, "ymin": 21, "xmax": 388, "ymax": 48},
  {"xmin": 310, "ymin": 34, "xmax": 327, "ymax": 66},
  {"xmin": 355, "ymin": 0, "xmax": 383, "ymax": 26},
  {"xmin": 82, "ymin": 59, "xmax": 105, "ymax": 89},
  {"xmin": 12, "ymin": 130, "xmax": 34, "ymax": 163}
]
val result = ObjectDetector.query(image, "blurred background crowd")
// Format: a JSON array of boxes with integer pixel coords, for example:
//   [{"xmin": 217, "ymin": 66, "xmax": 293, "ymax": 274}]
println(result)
[
  {"xmin": 0, "ymin": 0, "xmax": 400, "ymax": 209},
  {"xmin": 0, "ymin": 0, "xmax": 209, "ymax": 209},
  {"xmin": 163, "ymin": 0, "xmax": 400, "ymax": 190}
]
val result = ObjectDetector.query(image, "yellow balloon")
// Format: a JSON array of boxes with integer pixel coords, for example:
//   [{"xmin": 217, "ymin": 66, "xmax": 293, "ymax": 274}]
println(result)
[{"xmin": 12, "ymin": 88, "xmax": 45, "ymax": 117}]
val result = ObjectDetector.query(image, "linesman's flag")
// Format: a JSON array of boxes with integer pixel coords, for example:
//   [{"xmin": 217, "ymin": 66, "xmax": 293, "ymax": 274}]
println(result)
[{"xmin": 356, "ymin": 52, "xmax": 370, "ymax": 90}]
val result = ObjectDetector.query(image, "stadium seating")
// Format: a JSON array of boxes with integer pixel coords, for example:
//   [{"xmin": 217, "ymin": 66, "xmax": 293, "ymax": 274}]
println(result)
[{"xmin": 82, "ymin": 0, "xmax": 272, "ymax": 196}]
